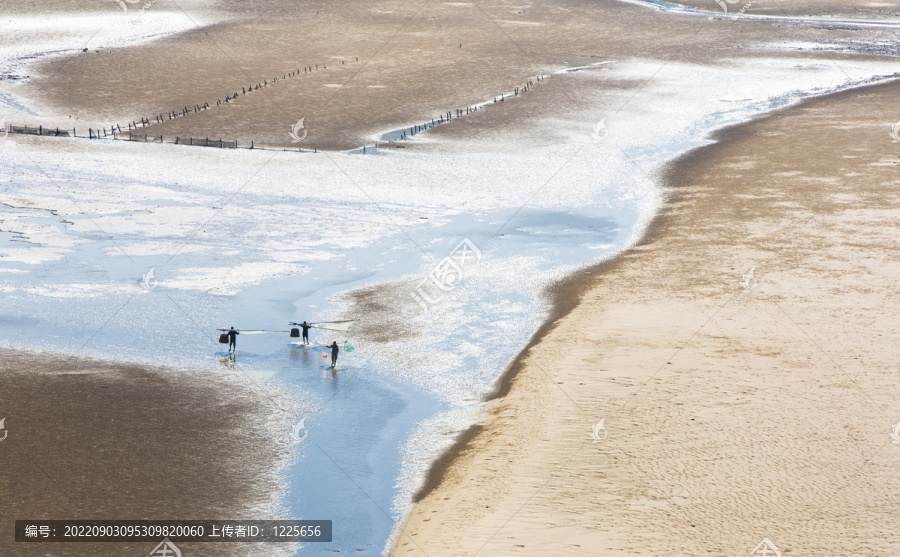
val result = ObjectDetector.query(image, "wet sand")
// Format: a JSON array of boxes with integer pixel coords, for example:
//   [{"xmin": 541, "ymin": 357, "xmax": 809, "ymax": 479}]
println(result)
[
  {"xmin": 391, "ymin": 78, "xmax": 900, "ymax": 555},
  {"xmin": 0, "ymin": 348, "xmax": 298, "ymax": 557},
  {"xmin": 11, "ymin": 0, "xmax": 899, "ymax": 151}
]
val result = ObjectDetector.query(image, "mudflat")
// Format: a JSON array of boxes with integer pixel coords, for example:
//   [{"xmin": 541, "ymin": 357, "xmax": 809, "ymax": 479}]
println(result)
[{"xmin": 0, "ymin": 348, "xmax": 297, "ymax": 557}]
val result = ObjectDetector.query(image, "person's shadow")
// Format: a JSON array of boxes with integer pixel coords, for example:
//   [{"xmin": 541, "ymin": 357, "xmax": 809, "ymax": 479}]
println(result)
[{"xmin": 322, "ymin": 365, "xmax": 338, "ymax": 387}]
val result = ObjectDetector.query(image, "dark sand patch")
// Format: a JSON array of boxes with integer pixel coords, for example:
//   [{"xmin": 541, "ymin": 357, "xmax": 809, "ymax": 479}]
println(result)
[{"xmin": 0, "ymin": 348, "xmax": 298, "ymax": 557}]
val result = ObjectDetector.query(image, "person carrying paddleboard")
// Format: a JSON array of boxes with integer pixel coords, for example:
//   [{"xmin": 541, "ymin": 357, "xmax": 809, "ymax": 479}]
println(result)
[
  {"xmin": 227, "ymin": 327, "xmax": 239, "ymax": 353},
  {"xmin": 328, "ymin": 341, "xmax": 339, "ymax": 367}
]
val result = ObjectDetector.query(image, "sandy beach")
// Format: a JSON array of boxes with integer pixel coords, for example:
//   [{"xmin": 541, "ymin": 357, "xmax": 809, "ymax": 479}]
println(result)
[{"xmin": 392, "ymin": 78, "xmax": 900, "ymax": 556}]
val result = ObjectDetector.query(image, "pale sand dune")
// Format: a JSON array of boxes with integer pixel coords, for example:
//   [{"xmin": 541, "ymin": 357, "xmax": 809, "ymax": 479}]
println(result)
[{"xmin": 392, "ymin": 79, "xmax": 900, "ymax": 556}]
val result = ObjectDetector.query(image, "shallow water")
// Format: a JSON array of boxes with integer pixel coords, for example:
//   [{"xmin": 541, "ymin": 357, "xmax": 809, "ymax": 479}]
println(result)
[{"xmin": 0, "ymin": 193, "xmax": 635, "ymax": 554}]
